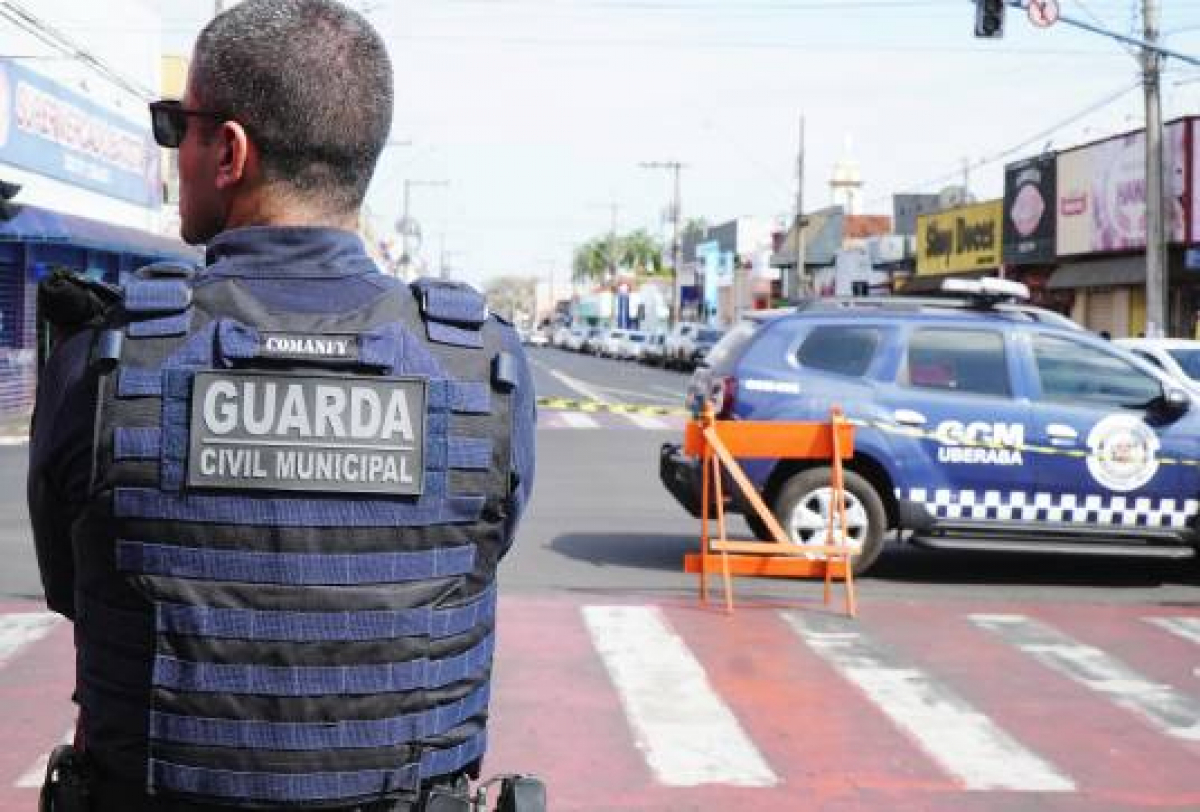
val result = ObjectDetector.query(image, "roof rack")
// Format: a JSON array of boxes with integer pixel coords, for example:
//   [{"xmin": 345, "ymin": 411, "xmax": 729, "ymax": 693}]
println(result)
[{"xmin": 789, "ymin": 296, "xmax": 1080, "ymax": 330}]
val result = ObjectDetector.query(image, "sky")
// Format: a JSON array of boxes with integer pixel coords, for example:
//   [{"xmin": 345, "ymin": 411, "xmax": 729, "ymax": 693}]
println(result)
[{"xmin": 159, "ymin": 1, "xmax": 1200, "ymax": 290}]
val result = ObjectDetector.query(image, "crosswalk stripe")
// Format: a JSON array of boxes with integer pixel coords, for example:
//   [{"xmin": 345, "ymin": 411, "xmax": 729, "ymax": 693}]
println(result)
[
  {"xmin": 972, "ymin": 614, "xmax": 1200, "ymax": 742},
  {"xmin": 622, "ymin": 412, "xmax": 669, "ymax": 430},
  {"xmin": 581, "ymin": 605, "xmax": 778, "ymax": 787},
  {"xmin": 558, "ymin": 412, "xmax": 600, "ymax": 429},
  {"xmin": 783, "ymin": 611, "xmax": 1074, "ymax": 792},
  {"xmin": 1147, "ymin": 617, "xmax": 1200, "ymax": 648},
  {"xmin": 14, "ymin": 728, "xmax": 74, "ymax": 789},
  {"xmin": 0, "ymin": 613, "xmax": 60, "ymax": 667}
]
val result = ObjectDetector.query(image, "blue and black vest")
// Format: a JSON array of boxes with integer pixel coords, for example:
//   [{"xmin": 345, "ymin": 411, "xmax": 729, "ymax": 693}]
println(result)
[{"xmin": 75, "ymin": 264, "xmax": 520, "ymax": 808}]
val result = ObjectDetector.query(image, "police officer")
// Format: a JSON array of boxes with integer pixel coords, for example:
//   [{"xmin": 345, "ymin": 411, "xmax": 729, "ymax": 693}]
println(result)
[{"xmin": 27, "ymin": 1, "xmax": 535, "ymax": 809}]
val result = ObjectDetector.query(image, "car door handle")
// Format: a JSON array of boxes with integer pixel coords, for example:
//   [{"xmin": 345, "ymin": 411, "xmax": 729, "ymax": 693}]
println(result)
[
  {"xmin": 1046, "ymin": 424, "xmax": 1078, "ymax": 445},
  {"xmin": 894, "ymin": 409, "xmax": 927, "ymax": 427}
]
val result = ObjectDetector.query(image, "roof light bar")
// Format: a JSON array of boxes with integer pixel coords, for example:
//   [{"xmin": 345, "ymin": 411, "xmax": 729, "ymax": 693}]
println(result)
[{"xmin": 941, "ymin": 277, "xmax": 1030, "ymax": 302}]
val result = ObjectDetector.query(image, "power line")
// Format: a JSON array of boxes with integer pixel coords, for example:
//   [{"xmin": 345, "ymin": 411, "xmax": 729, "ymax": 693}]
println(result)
[
  {"xmin": 0, "ymin": 1, "xmax": 154, "ymax": 100},
  {"xmin": 873, "ymin": 79, "xmax": 1140, "ymax": 204}
]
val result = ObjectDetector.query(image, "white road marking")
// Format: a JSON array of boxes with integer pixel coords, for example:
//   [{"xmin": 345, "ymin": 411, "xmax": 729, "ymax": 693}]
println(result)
[
  {"xmin": 558, "ymin": 412, "xmax": 600, "ymax": 429},
  {"xmin": 15, "ymin": 728, "xmax": 74, "ymax": 789},
  {"xmin": 1147, "ymin": 617, "xmax": 1200, "ymax": 648},
  {"xmin": 783, "ymin": 612, "xmax": 1074, "ymax": 792},
  {"xmin": 546, "ymin": 368, "xmax": 608, "ymax": 404},
  {"xmin": 582, "ymin": 605, "xmax": 777, "ymax": 787},
  {"xmin": 973, "ymin": 614, "xmax": 1200, "ymax": 741},
  {"xmin": 590, "ymin": 384, "xmax": 679, "ymax": 405},
  {"xmin": 0, "ymin": 613, "xmax": 60, "ymax": 666},
  {"xmin": 622, "ymin": 412, "xmax": 669, "ymax": 430}
]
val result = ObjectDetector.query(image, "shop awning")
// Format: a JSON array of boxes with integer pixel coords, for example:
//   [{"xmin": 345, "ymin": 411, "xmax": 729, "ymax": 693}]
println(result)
[
  {"xmin": 0, "ymin": 204, "xmax": 198, "ymax": 263},
  {"xmin": 1046, "ymin": 256, "xmax": 1145, "ymax": 289}
]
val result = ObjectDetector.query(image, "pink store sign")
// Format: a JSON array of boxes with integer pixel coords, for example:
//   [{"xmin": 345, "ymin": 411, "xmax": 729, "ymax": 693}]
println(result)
[{"xmin": 1057, "ymin": 120, "xmax": 1188, "ymax": 256}]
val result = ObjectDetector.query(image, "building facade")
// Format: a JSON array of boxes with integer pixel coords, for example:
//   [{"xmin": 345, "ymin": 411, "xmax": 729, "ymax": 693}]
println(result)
[{"xmin": 0, "ymin": 2, "xmax": 195, "ymax": 424}]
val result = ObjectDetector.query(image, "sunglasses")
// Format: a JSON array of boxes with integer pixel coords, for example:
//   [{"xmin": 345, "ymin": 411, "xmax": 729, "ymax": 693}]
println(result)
[{"xmin": 149, "ymin": 100, "xmax": 226, "ymax": 148}]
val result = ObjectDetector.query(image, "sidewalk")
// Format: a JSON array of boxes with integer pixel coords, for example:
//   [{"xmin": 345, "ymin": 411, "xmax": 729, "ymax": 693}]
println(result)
[{"xmin": 0, "ymin": 413, "xmax": 30, "ymax": 446}]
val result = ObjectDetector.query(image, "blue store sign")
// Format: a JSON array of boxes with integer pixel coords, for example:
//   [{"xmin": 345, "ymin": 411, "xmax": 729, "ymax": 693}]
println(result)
[{"xmin": 0, "ymin": 60, "xmax": 159, "ymax": 208}]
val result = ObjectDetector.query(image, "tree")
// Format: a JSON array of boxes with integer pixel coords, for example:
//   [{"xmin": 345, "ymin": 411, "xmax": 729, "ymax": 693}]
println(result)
[
  {"xmin": 484, "ymin": 275, "xmax": 538, "ymax": 327},
  {"xmin": 571, "ymin": 229, "xmax": 666, "ymax": 283},
  {"xmin": 682, "ymin": 217, "xmax": 707, "ymax": 246},
  {"xmin": 620, "ymin": 229, "xmax": 664, "ymax": 276}
]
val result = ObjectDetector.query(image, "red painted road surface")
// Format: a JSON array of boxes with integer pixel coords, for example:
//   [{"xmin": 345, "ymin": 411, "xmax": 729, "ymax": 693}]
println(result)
[{"xmin": 1, "ymin": 595, "xmax": 1198, "ymax": 811}]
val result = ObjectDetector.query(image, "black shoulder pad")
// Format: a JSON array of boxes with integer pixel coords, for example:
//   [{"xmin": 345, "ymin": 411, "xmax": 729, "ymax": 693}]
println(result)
[
  {"xmin": 134, "ymin": 261, "xmax": 198, "ymax": 280},
  {"xmin": 36, "ymin": 270, "xmax": 122, "ymax": 331},
  {"xmin": 411, "ymin": 277, "xmax": 488, "ymax": 326}
]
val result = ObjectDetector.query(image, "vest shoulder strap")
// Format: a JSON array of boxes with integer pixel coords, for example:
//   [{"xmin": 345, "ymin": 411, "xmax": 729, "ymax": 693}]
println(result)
[
  {"xmin": 123, "ymin": 262, "xmax": 198, "ymax": 317},
  {"xmin": 411, "ymin": 277, "xmax": 491, "ymax": 348}
]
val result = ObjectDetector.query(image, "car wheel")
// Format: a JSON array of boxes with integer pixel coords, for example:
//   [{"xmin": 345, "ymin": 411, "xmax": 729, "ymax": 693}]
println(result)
[{"xmin": 772, "ymin": 467, "xmax": 887, "ymax": 575}]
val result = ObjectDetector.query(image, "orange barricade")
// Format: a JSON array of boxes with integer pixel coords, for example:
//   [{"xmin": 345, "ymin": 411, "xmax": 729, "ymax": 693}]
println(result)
[{"xmin": 681, "ymin": 403, "xmax": 858, "ymax": 617}]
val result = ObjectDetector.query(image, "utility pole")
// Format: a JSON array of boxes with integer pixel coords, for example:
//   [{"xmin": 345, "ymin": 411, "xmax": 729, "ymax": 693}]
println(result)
[
  {"xmin": 793, "ymin": 115, "xmax": 806, "ymax": 300},
  {"xmin": 398, "ymin": 179, "xmax": 448, "ymax": 280},
  {"xmin": 608, "ymin": 200, "xmax": 619, "ymax": 280},
  {"xmin": 1143, "ymin": 0, "xmax": 1168, "ymax": 337},
  {"xmin": 640, "ymin": 161, "xmax": 685, "ymax": 325}
]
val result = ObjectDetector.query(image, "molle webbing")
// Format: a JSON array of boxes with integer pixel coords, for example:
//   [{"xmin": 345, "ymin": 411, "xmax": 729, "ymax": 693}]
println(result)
[{"xmin": 79, "ymin": 272, "xmax": 513, "ymax": 806}]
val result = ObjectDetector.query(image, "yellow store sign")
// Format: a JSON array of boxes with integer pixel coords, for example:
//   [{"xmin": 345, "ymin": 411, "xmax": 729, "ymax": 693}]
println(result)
[{"xmin": 916, "ymin": 200, "xmax": 1003, "ymax": 276}]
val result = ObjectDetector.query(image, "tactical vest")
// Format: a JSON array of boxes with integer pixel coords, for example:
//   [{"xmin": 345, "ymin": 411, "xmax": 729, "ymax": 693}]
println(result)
[{"xmin": 75, "ymin": 264, "xmax": 520, "ymax": 808}]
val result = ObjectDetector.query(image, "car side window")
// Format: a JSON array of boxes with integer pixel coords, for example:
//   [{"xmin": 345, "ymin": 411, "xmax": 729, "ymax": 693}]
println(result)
[
  {"xmin": 796, "ymin": 325, "xmax": 881, "ymax": 377},
  {"xmin": 904, "ymin": 328, "xmax": 1010, "ymax": 397},
  {"xmin": 1033, "ymin": 334, "xmax": 1161, "ymax": 407}
]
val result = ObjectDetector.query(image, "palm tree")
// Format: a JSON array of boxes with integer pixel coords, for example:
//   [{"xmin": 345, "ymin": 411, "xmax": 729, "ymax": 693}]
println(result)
[
  {"xmin": 619, "ymin": 229, "xmax": 664, "ymax": 276},
  {"xmin": 572, "ymin": 239, "xmax": 609, "ymax": 284}
]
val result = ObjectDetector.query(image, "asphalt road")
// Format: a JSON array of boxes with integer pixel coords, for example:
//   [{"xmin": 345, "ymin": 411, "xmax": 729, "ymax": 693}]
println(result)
[{"xmin": 3, "ymin": 346, "xmax": 1199, "ymax": 604}]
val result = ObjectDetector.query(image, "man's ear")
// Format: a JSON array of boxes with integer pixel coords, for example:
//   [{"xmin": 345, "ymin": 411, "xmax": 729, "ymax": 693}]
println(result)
[{"xmin": 214, "ymin": 121, "xmax": 252, "ymax": 190}]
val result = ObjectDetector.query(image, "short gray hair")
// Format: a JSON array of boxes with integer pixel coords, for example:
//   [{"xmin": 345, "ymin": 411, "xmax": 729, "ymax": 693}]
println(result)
[{"xmin": 191, "ymin": 0, "xmax": 394, "ymax": 212}]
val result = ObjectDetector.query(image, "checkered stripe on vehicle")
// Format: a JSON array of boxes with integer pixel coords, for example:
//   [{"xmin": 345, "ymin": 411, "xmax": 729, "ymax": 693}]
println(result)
[{"xmin": 902, "ymin": 489, "xmax": 1200, "ymax": 529}]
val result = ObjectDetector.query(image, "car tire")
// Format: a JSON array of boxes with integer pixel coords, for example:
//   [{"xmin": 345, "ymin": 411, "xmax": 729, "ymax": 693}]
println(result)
[{"xmin": 771, "ymin": 467, "xmax": 887, "ymax": 575}]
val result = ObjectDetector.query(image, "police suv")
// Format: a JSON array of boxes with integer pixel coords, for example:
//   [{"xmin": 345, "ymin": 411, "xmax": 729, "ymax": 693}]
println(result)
[{"xmin": 660, "ymin": 279, "xmax": 1200, "ymax": 574}]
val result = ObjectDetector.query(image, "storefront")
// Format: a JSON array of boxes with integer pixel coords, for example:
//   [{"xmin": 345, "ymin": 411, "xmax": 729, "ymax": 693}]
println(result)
[
  {"xmin": 0, "ymin": 54, "xmax": 194, "ymax": 425},
  {"xmin": 0, "ymin": 205, "xmax": 197, "ymax": 422},
  {"xmin": 1051, "ymin": 117, "xmax": 1198, "ymax": 336},
  {"xmin": 903, "ymin": 199, "xmax": 1003, "ymax": 294}
]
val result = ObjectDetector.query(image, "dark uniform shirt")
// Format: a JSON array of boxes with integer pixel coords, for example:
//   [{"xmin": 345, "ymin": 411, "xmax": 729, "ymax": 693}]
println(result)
[{"xmin": 28, "ymin": 226, "xmax": 536, "ymax": 621}]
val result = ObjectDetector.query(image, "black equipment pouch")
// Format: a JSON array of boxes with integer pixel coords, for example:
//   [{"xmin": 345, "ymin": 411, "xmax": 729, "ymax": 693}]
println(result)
[
  {"xmin": 495, "ymin": 776, "xmax": 546, "ymax": 812},
  {"xmin": 39, "ymin": 745, "xmax": 91, "ymax": 812}
]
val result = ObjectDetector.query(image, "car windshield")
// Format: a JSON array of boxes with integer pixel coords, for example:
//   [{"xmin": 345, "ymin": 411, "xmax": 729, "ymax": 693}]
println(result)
[
  {"xmin": 1166, "ymin": 349, "xmax": 1200, "ymax": 380},
  {"xmin": 628, "ymin": 334, "xmax": 646, "ymax": 342}
]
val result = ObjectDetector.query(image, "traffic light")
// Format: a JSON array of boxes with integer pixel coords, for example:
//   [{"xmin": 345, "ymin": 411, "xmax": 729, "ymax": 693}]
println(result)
[{"xmin": 974, "ymin": 0, "xmax": 1006, "ymax": 38}]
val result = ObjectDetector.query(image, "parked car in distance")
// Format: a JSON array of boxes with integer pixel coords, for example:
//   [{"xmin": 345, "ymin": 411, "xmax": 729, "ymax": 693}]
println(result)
[
  {"xmin": 615, "ymin": 330, "xmax": 648, "ymax": 360},
  {"xmin": 1115, "ymin": 338, "xmax": 1200, "ymax": 396},
  {"xmin": 641, "ymin": 331, "xmax": 669, "ymax": 366},
  {"xmin": 663, "ymin": 322, "xmax": 702, "ymax": 369},
  {"xmin": 564, "ymin": 327, "xmax": 588, "ymax": 351},
  {"xmin": 552, "ymin": 325, "xmax": 573, "ymax": 348},
  {"xmin": 688, "ymin": 327, "xmax": 725, "ymax": 369},
  {"xmin": 581, "ymin": 327, "xmax": 606, "ymax": 354},
  {"xmin": 599, "ymin": 329, "xmax": 629, "ymax": 358}
]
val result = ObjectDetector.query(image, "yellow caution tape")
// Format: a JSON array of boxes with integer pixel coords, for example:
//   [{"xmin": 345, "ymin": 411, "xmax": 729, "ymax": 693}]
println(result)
[
  {"xmin": 536, "ymin": 396, "xmax": 689, "ymax": 416},
  {"xmin": 534, "ymin": 399, "xmax": 1200, "ymax": 466}
]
